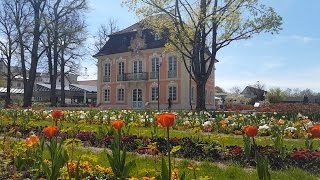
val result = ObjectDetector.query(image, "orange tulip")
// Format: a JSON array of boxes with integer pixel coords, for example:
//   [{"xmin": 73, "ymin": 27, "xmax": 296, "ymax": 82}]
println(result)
[
  {"xmin": 277, "ymin": 119, "xmax": 285, "ymax": 125},
  {"xmin": 142, "ymin": 177, "xmax": 155, "ymax": 180},
  {"xmin": 309, "ymin": 124, "xmax": 320, "ymax": 138},
  {"xmin": 52, "ymin": 110, "xmax": 63, "ymax": 119},
  {"xmin": 111, "ymin": 120, "xmax": 125, "ymax": 130},
  {"xmin": 43, "ymin": 126, "xmax": 59, "ymax": 138},
  {"xmin": 243, "ymin": 125, "xmax": 258, "ymax": 137},
  {"xmin": 25, "ymin": 134, "xmax": 39, "ymax": 147},
  {"xmin": 156, "ymin": 113, "xmax": 176, "ymax": 127}
]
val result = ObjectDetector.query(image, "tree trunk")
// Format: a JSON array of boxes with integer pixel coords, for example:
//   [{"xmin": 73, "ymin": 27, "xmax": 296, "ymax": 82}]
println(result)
[
  {"xmin": 22, "ymin": 1, "xmax": 42, "ymax": 108},
  {"xmin": 196, "ymin": 80, "xmax": 206, "ymax": 111},
  {"xmin": 50, "ymin": 76, "xmax": 57, "ymax": 106},
  {"xmin": 5, "ymin": 60, "xmax": 11, "ymax": 108},
  {"xmin": 23, "ymin": 82, "xmax": 33, "ymax": 107},
  {"xmin": 60, "ymin": 55, "xmax": 65, "ymax": 107}
]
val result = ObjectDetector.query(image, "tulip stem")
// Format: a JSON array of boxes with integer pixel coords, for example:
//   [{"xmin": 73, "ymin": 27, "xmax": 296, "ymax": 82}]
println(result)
[
  {"xmin": 118, "ymin": 129, "xmax": 121, "ymax": 163},
  {"xmin": 167, "ymin": 127, "xmax": 171, "ymax": 179}
]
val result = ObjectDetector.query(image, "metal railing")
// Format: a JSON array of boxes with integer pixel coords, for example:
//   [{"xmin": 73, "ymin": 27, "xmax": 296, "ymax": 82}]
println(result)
[
  {"xmin": 168, "ymin": 70, "xmax": 177, "ymax": 78},
  {"xmin": 103, "ymin": 76, "xmax": 110, "ymax": 82},
  {"xmin": 117, "ymin": 74, "xmax": 125, "ymax": 81},
  {"xmin": 125, "ymin": 72, "xmax": 148, "ymax": 81}
]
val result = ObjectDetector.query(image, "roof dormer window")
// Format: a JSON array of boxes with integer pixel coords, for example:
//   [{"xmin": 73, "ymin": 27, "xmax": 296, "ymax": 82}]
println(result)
[{"xmin": 154, "ymin": 34, "xmax": 160, "ymax": 41}]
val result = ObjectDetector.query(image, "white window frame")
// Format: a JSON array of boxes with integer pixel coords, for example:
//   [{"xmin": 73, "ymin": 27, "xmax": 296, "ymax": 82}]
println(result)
[
  {"xmin": 104, "ymin": 89, "xmax": 110, "ymax": 102},
  {"xmin": 151, "ymin": 86, "xmax": 159, "ymax": 102},
  {"xmin": 151, "ymin": 57, "xmax": 160, "ymax": 72},
  {"xmin": 104, "ymin": 63, "xmax": 111, "ymax": 76},
  {"xmin": 168, "ymin": 56, "xmax": 177, "ymax": 78},
  {"xmin": 133, "ymin": 60, "xmax": 143, "ymax": 73},
  {"xmin": 118, "ymin": 62, "xmax": 125, "ymax": 75},
  {"xmin": 117, "ymin": 88, "xmax": 125, "ymax": 102},
  {"xmin": 117, "ymin": 62, "xmax": 125, "ymax": 81},
  {"xmin": 168, "ymin": 86, "xmax": 177, "ymax": 101}
]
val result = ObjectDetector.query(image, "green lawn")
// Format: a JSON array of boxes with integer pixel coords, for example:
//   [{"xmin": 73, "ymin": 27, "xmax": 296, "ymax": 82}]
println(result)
[{"xmin": 71, "ymin": 147, "xmax": 319, "ymax": 180}]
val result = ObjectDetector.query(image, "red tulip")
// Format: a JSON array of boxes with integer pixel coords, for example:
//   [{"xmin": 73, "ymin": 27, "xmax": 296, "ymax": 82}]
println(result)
[
  {"xmin": 43, "ymin": 126, "xmax": 59, "ymax": 138},
  {"xmin": 156, "ymin": 113, "xmax": 176, "ymax": 127},
  {"xmin": 111, "ymin": 120, "xmax": 125, "ymax": 130},
  {"xmin": 52, "ymin": 110, "xmax": 63, "ymax": 120},
  {"xmin": 309, "ymin": 124, "xmax": 320, "ymax": 138},
  {"xmin": 243, "ymin": 125, "xmax": 258, "ymax": 137}
]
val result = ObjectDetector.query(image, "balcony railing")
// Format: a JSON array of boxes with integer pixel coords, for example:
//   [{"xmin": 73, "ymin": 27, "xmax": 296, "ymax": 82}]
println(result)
[
  {"xmin": 168, "ymin": 70, "xmax": 177, "ymax": 78},
  {"xmin": 149, "ymin": 71, "xmax": 158, "ymax": 79},
  {"xmin": 103, "ymin": 76, "xmax": 110, "ymax": 82},
  {"xmin": 117, "ymin": 74, "xmax": 125, "ymax": 81},
  {"xmin": 126, "ymin": 72, "xmax": 148, "ymax": 81}
]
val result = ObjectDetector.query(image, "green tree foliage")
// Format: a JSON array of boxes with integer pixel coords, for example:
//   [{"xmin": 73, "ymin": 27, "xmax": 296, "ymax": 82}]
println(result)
[
  {"xmin": 123, "ymin": 0, "xmax": 282, "ymax": 110},
  {"xmin": 266, "ymin": 87, "xmax": 286, "ymax": 103}
]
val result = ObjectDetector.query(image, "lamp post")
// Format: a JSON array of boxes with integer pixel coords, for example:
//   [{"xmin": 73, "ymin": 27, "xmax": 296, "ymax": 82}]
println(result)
[
  {"xmin": 216, "ymin": 93, "xmax": 228, "ymax": 112},
  {"xmin": 157, "ymin": 59, "xmax": 162, "ymax": 112}
]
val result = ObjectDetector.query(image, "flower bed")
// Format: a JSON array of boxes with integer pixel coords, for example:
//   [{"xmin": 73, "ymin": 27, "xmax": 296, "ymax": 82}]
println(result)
[{"xmin": 1, "ymin": 109, "xmax": 320, "ymax": 179}]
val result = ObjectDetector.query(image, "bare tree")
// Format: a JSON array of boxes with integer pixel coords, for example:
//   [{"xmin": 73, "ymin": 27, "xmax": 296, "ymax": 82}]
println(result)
[
  {"xmin": 0, "ymin": 0, "xmax": 21, "ymax": 108},
  {"xmin": 284, "ymin": 88, "xmax": 292, "ymax": 97},
  {"xmin": 215, "ymin": 86, "xmax": 225, "ymax": 93},
  {"xmin": 59, "ymin": 13, "xmax": 87, "ymax": 106},
  {"xmin": 93, "ymin": 18, "xmax": 119, "ymax": 53},
  {"xmin": 292, "ymin": 88, "xmax": 301, "ymax": 97},
  {"xmin": 123, "ymin": 0, "xmax": 282, "ymax": 110},
  {"xmin": 43, "ymin": 0, "xmax": 88, "ymax": 107},
  {"xmin": 300, "ymin": 88, "xmax": 315, "ymax": 97},
  {"xmin": 1, "ymin": 0, "xmax": 88, "ymax": 107},
  {"xmin": 230, "ymin": 86, "xmax": 241, "ymax": 95}
]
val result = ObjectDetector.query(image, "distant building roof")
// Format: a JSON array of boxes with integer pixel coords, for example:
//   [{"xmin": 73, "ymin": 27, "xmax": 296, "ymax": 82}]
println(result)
[
  {"xmin": 70, "ymin": 84, "xmax": 97, "ymax": 92},
  {"xmin": 78, "ymin": 80, "xmax": 97, "ymax": 86},
  {"xmin": 0, "ymin": 87, "xmax": 24, "ymax": 94},
  {"xmin": 36, "ymin": 83, "xmax": 70, "ymax": 91},
  {"xmin": 241, "ymin": 86, "xmax": 267, "ymax": 99},
  {"xmin": 35, "ymin": 83, "xmax": 96, "ymax": 93}
]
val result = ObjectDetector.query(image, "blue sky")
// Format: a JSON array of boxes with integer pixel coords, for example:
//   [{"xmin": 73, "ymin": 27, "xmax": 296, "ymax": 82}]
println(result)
[{"xmin": 82, "ymin": 0, "xmax": 320, "ymax": 92}]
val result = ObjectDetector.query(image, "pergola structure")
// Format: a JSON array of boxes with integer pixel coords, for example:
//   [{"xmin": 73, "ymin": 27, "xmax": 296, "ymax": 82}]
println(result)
[{"xmin": 34, "ymin": 83, "xmax": 97, "ymax": 105}]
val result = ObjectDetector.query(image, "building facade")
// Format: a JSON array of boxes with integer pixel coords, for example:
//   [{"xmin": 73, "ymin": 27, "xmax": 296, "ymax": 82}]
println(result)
[{"xmin": 95, "ymin": 23, "xmax": 216, "ymax": 110}]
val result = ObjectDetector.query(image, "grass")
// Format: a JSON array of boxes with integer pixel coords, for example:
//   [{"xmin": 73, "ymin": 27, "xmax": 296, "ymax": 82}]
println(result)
[
  {"xmin": 69, "ymin": 147, "xmax": 319, "ymax": 179},
  {"xmin": 10, "ymin": 118, "xmax": 320, "ymax": 150}
]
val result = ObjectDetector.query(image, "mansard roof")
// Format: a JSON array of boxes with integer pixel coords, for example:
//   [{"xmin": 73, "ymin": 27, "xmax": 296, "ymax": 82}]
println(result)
[{"xmin": 94, "ymin": 22, "xmax": 167, "ymax": 57}]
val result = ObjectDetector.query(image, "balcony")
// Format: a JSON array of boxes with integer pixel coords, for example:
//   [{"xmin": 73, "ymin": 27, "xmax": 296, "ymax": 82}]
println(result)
[
  {"xmin": 149, "ymin": 71, "xmax": 158, "ymax": 79},
  {"xmin": 168, "ymin": 70, "xmax": 177, "ymax": 78},
  {"xmin": 103, "ymin": 76, "xmax": 110, "ymax": 82},
  {"xmin": 125, "ymin": 72, "xmax": 148, "ymax": 81},
  {"xmin": 117, "ymin": 74, "xmax": 125, "ymax": 81}
]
